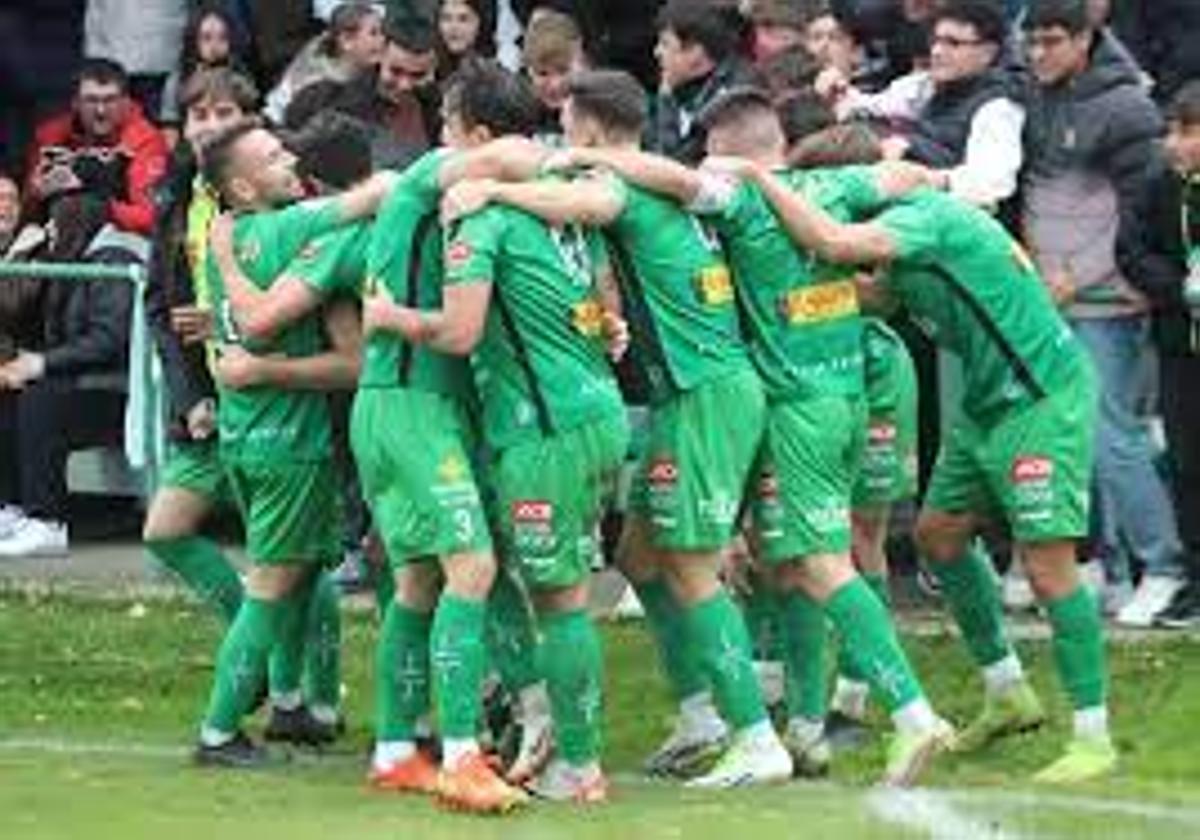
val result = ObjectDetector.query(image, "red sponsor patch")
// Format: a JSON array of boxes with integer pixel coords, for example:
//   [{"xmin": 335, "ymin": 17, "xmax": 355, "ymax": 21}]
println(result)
[
  {"xmin": 759, "ymin": 472, "xmax": 779, "ymax": 499},
  {"xmin": 868, "ymin": 423, "xmax": 897, "ymax": 444},
  {"xmin": 512, "ymin": 500, "xmax": 553, "ymax": 523},
  {"xmin": 446, "ymin": 240, "xmax": 473, "ymax": 268},
  {"xmin": 647, "ymin": 458, "xmax": 678, "ymax": 486},
  {"xmin": 1011, "ymin": 456, "xmax": 1053, "ymax": 483}
]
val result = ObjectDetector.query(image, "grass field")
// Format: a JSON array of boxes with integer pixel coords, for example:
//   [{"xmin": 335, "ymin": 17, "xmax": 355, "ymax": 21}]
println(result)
[{"xmin": 2, "ymin": 592, "xmax": 1200, "ymax": 838}]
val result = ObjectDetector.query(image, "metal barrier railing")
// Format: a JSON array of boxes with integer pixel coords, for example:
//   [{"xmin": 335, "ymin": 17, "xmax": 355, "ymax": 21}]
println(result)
[{"xmin": 0, "ymin": 261, "xmax": 145, "ymax": 285}]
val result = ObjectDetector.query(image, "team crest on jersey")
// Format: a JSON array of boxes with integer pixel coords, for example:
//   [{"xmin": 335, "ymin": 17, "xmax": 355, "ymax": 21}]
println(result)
[
  {"xmin": 1012, "ymin": 456, "xmax": 1053, "ymax": 484},
  {"xmin": 437, "ymin": 454, "xmax": 468, "ymax": 484},
  {"xmin": 447, "ymin": 240, "xmax": 473, "ymax": 268},
  {"xmin": 571, "ymin": 299, "xmax": 605, "ymax": 337}
]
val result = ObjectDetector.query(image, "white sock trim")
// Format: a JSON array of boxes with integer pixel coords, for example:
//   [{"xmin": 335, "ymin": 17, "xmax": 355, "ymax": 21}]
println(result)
[
  {"xmin": 270, "ymin": 691, "xmax": 303, "ymax": 712},
  {"xmin": 442, "ymin": 737, "xmax": 480, "ymax": 768},
  {"xmin": 831, "ymin": 677, "xmax": 870, "ymax": 718},
  {"xmin": 372, "ymin": 740, "xmax": 416, "ymax": 770},
  {"xmin": 891, "ymin": 699, "xmax": 937, "ymax": 736},
  {"xmin": 1073, "ymin": 706, "xmax": 1109, "ymax": 740},
  {"xmin": 982, "ymin": 654, "xmax": 1025, "ymax": 696},
  {"xmin": 199, "ymin": 726, "xmax": 234, "ymax": 748}
]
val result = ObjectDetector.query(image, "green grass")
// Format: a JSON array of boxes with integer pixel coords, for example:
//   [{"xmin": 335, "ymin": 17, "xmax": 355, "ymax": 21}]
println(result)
[{"xmin": 2, "ymin": 593, "xmax": 1200, "ymax": 838}]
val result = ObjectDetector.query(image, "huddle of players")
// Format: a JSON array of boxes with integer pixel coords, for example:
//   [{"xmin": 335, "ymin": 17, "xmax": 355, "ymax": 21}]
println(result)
[{"xmin": 159, "ymin": 56, "xmax": 1117, "ymax": 813}]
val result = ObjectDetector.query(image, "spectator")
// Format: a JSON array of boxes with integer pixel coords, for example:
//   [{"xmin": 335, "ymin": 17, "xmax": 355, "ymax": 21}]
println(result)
[
  {"xmin": 758, "ymin": 44, "xmax": 821, "ymax": 102},
  {"xmin": 521, "ymin": 8, "xmax": 587, "ymax": 141},
  {"xmin": 806, "ymin": 2, "xmax": 892, "ymax": 93},
  {"xmin": 648, "ymin": 0, "xmax": 756, "ymax": 163},
  {"xmin": 0, "ymin": 176, "xmax": 47, "ymax": 365},
  {"xmin": 25, "ymin": 58, "xmax": 170, "ymax": 240},
  {"xmin": 1021, "ymin": 0, "xmax": 1186, "ymax": 626},
  {"xmin": 825, "ymin": 0, "xmax": 1026, "ymax": 210},
  {"xmin": 242, "ymin": 0, "xmax": 322, "ymax": 89},
  {"xmin": 284, "ymin": 18, "xmax": 439, "ymax": 169},
  {"xmin": 746, "ymin": 0, "xmax": 808, "ymax": 64},
  {"xmin": 146, "ymin": 68, "xmax": 260, "ymax": 457},
  {"xmin": 265, "ymin": 2, "xmax": 386, "ymax": 124},
  {"xmin": 1117, "ymin": 80, "xmax": 1200, "ymax": 626},
  {"xmin": 1106, "ymin": 0, "xmax": 1200, "ymax": 105},
  {"xmin": 160, "ymin": 5, "xmax": 251, "ymax": 138},
  {"xmin": 0, "ymin": 188, "xmax": 136, "ymax": 558},
  {"xmin": 436, "ymin": 0, "xmax": 497, "ymax": 79},
  {"xmin": 84, "ymin": 0, "xmax": 189, "ymax": 117}
]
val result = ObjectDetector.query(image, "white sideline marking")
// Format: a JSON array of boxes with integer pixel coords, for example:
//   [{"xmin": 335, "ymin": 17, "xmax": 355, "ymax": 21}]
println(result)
[
  {"xmin": 0, "ymin": 737, "xmax": 186, "ymax": 759},
  {"xmin": 946, "ymin": 789, "xmax": 1200, "ymax": 827},
  {"xmin": 867, "ymin": 788, "xmax": 1022, "ymax": 840}
]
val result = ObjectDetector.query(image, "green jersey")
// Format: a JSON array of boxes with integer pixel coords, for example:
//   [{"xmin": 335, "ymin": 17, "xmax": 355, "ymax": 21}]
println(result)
[
  {"xmin": 695, "ymin": 166, "xmax": 884, "ymax": 401},
  {"xmin": 209, "ymin": 197, "xmax": 346, "ymax": 465},
  {"xmin": 364, "ymin": 150, "xmax": 474, "ymax": 400},
  {"xmin": 289, "ymin": 222, "xmax": 370, "ymax": 298},
  {"xmin": 607, "ymin": 178, "xmax": 752, "ymax": 403},
  {"xmin": 444, "ymin": 204, "xmax": 624, "ymax": 451},
  {"xmin": 877, "ymin": 190, "xmax": 1087, "ymax": 423}
]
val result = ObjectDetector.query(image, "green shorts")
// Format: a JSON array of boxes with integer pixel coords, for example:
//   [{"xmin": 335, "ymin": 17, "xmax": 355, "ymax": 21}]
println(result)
[
  {"xmin": 225, "ymin": 459, "xmax": 341, "ymax": 566},
  {"xmin": 923, "ymin": 369, "xmax": 1098, "ymax": 542},
  {"xmin": 630, "ymin": 370, "xmax": 766, "ymax": 552},
  {"xmin": 351, "ymin": 388, "xmax": 492, "ymax": 566},
  {"xmin": 159, "ymin": 440, "xmax": 233, "ymax": 506},
  {"xmin": 751, "ymin": 395, "xmax": 866, "ymax": 563},
  {"xmin": 492, "ymin": 415, "xmax": 629, "ymax": 589},
  {"xmin": 853, "ymin": 319, "xmax": 919, "ymax": 507}
]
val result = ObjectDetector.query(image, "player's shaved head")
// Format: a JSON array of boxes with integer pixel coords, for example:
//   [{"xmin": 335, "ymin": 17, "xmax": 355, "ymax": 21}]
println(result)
[{"xmin": 699, "ymin": 87, "xmax": 786, "ymax": 161}]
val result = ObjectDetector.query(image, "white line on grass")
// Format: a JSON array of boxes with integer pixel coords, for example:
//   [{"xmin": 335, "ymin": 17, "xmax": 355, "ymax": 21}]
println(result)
[
  {"xmin": 0, "ymin": 737, "xmax": 186, "ymax": 759},
  {"xmin": 867, "ymin": 788, "xmax": 1022, "ymax": 840}
]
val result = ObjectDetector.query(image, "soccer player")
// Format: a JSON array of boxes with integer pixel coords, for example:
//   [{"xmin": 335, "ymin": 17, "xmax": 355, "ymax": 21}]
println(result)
[
  {"xmin": 143, "ymin": 69, "xmax": 344, "ymax": 747},
  {"xmin": 207, "ymin": 110, "xmax": 551, "ymax": 812},
  {"xmin": 190, "ymin": 120, "xmax": 394, "ymax": 766},
  {"xmin": 541, "ymin": 87, "xmax": 954, "ymax": 786},
  {"xmin": 741, "ymin": 147, "xmax": 1115, "ymax": 784},
  {"xmin": 374, "ymin": 63, "xmax": 631, "ymax": 804},
  {"xmin": 443, "ymin": 70, "xmax": 795, "ymax": 788}
]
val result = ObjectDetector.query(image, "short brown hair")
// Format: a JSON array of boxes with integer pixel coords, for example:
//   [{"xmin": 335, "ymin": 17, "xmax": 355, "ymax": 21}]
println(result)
[
  {"xmin": 522, "ymin": 9, "xmax": 582, "ymax": 71},
  {"xmin": 180, "ymin": 66, "xmax": 260, "ymax": 113},
  {"xmin": 566, "ymin": 70, "xmax": 647, "ymax": 139},
  {"xmin": 788, "ymin": 122, "xmax": 882, "ymax": 168}
]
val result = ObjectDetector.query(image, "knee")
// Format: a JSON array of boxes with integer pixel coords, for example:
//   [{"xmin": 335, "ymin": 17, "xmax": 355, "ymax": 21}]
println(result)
[
  {"xmin": 394, "ymin": 562, "xmax": 441, "ymax": 611},
  {"xmin": 442, "ymin": 551, "xmax": 496, "ymax": 601},
  {"xmin": 915, "ymin": 512, "xmax": 971, "ymax": 564},
  {"xmin": 532, "ymin": 582, "xmax": 588, "ymax": 615}
]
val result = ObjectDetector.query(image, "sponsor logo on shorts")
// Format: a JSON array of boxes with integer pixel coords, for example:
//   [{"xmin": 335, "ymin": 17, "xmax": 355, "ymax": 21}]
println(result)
[
  {"xmin": 1011, "ymin": 456, "xmax": 1053, "ymax": 484},
  {"xmin": 868, "ymin": 422, "xmax": 897, "ymax": 444},
  {"xmin": 647, "ymin": 458, "xmax": 678, "ymax": 487},
  {"xmin": 699, "ymin": 494, "xmax": 738, "ymax": 527},
  {"xmin": 446, "ymin": 239, "xmax": 473, "ymax": 269},
  {"xmin": 512, "ymin": 500, "xmax": 553, "ymax": 525},
  {"xmin": 758, "ymin": 472, "xmax": 779, "ymax": 500}
]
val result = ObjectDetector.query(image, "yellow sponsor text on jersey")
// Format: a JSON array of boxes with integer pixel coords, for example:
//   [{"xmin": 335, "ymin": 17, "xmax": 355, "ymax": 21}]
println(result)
[
  {"xmin": 695, "ymin": 264, "xmax": 734, "ymax": 305},
  {"xmin": 781, "ymin": 280, "xmax": 859, "ymax": 324}
]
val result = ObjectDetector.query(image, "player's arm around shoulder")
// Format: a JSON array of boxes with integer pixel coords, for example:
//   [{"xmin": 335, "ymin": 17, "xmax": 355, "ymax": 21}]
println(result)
[{"xmin": 443, "ymin": 170, "xmax": 626, "ymax": 229}]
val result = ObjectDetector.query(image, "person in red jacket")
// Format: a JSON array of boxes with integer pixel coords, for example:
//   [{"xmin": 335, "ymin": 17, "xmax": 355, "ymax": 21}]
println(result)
[{"xmin": 25, "ymin": 58, "xmax": 168, "ymax": 237}]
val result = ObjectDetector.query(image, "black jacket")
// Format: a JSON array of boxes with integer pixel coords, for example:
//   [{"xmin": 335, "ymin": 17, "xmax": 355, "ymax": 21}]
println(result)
[
  {"xmin": 145, "ymin": 150, "xmax": 216, "ymax": 438},
  {"xmin": 1117, "ymin": 157, "xmax": 1200, "ymax": 356},
  {"xmin": 1111, "ymin": 0, "xmax": 1200, "ymax": 104},
  {"xmin": 906, "ymin": 67, "xmax": 1020, "ymax": 168},
  {"xmin": 647, "ymin": 58, "xmax": 757, "ymax": 165}
]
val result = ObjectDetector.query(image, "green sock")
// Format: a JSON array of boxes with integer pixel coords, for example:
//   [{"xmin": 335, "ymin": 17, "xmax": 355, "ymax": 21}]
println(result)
[
  {"xmin": 838, "ymin": 573, "xmax": 889, "ymax": 682},
  {"xmin": 928, "ymin": 543, "xmax": 1013, "ymax": 668},
  {"xmin": 685, "ymin": 591, "xmax": 767, "ymax": 729},
  {"xmin": 1045, "ymin": 585, "xmax": 1107, "ymax": 709},
  {"xmin": 302, "ymin": 572, "xmax": 341, "ymax": 711},
  {"xmin": 203, "ymin": 597, "xmax": 283, "ymax": 732},
  {"xmin": 431, "ymin": 593, "xmax": 487, "ymax": 739},
  {"xmin": 539, "ymin": 609, "xmax": 604, "ymax": 766},
  {"xmin": 634, "ymin": 578, "xmax": 707, "ymax": 702},
  {"xmin": 825, "ymin": 578, "xmax": 923, "ymax": 714},
  {"xmin": 267, "ymin": 579, "xmax": 312, "ymax": 699},
  {"xmin": 740, "ymin": 579, "xmax": 785, "ymax": 661},
  {"xmin": 780, "ymin": 590, "xmax": 829, "ymax": 721},
  {"xmin": 376, "ymin": 602, "xmax": 432, "ymax": 741},
  {"xmin": 486, "ymin": 567, "xmax": 540, "ymax": 693},
  {"xmin": 146, "ymin": 536, "xmax": 243, "ymax": 622}
]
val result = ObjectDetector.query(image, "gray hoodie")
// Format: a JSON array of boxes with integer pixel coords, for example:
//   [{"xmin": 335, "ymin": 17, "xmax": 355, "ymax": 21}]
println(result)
[{"xmin": 1021, "ymin": 30, "xmax": 1163, "ymax": 319}]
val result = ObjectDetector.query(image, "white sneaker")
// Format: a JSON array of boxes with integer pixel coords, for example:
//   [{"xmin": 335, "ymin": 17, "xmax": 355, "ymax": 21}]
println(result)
[
  {"xmin": 1002, "ymin": 566, "xmax": 1035, "ymax": 612},
  {"xmin": 0, "ymin": 517, "xmax": 68, "ymax": 558},
  {"xmin": 684, "ymin": 726, "xmax": 793, "ymax": 789},
  {"xmin": 643, "ymin": 709, "xmax": 729, "ymax": 778},
  {"xmin": 526, "ymin": 758, "xmax": 608, "ymax": 803},
  {"xmin": 0, "ymin": 505, "xmax": 25, "ymax": 538},
  {"xmin": 783, "ymin": 722, "xmax": 831, "ymax": 778},
  {"xmin": 1116, "ymin": 575, "xmax": 1185, "ymax": 628},
  {"xmin": 609, "ymin": 585, "xmax": 645, "ymax": 620},
  {"xmin": 505, "ymin": 708, "xmax": 554, "ymax": 785}
]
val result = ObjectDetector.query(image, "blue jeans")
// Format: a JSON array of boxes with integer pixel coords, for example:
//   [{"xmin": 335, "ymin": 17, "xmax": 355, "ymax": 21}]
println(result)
[{"xmin": 1073, "ymin": 316, "xmax": 1183, "ymax": 581}]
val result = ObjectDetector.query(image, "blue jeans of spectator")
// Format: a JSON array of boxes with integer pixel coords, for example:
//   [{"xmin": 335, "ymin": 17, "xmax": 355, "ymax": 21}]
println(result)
[{"xmin": 1073, "ymin": 315, "xmax": 1183, "ymax": 582}]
